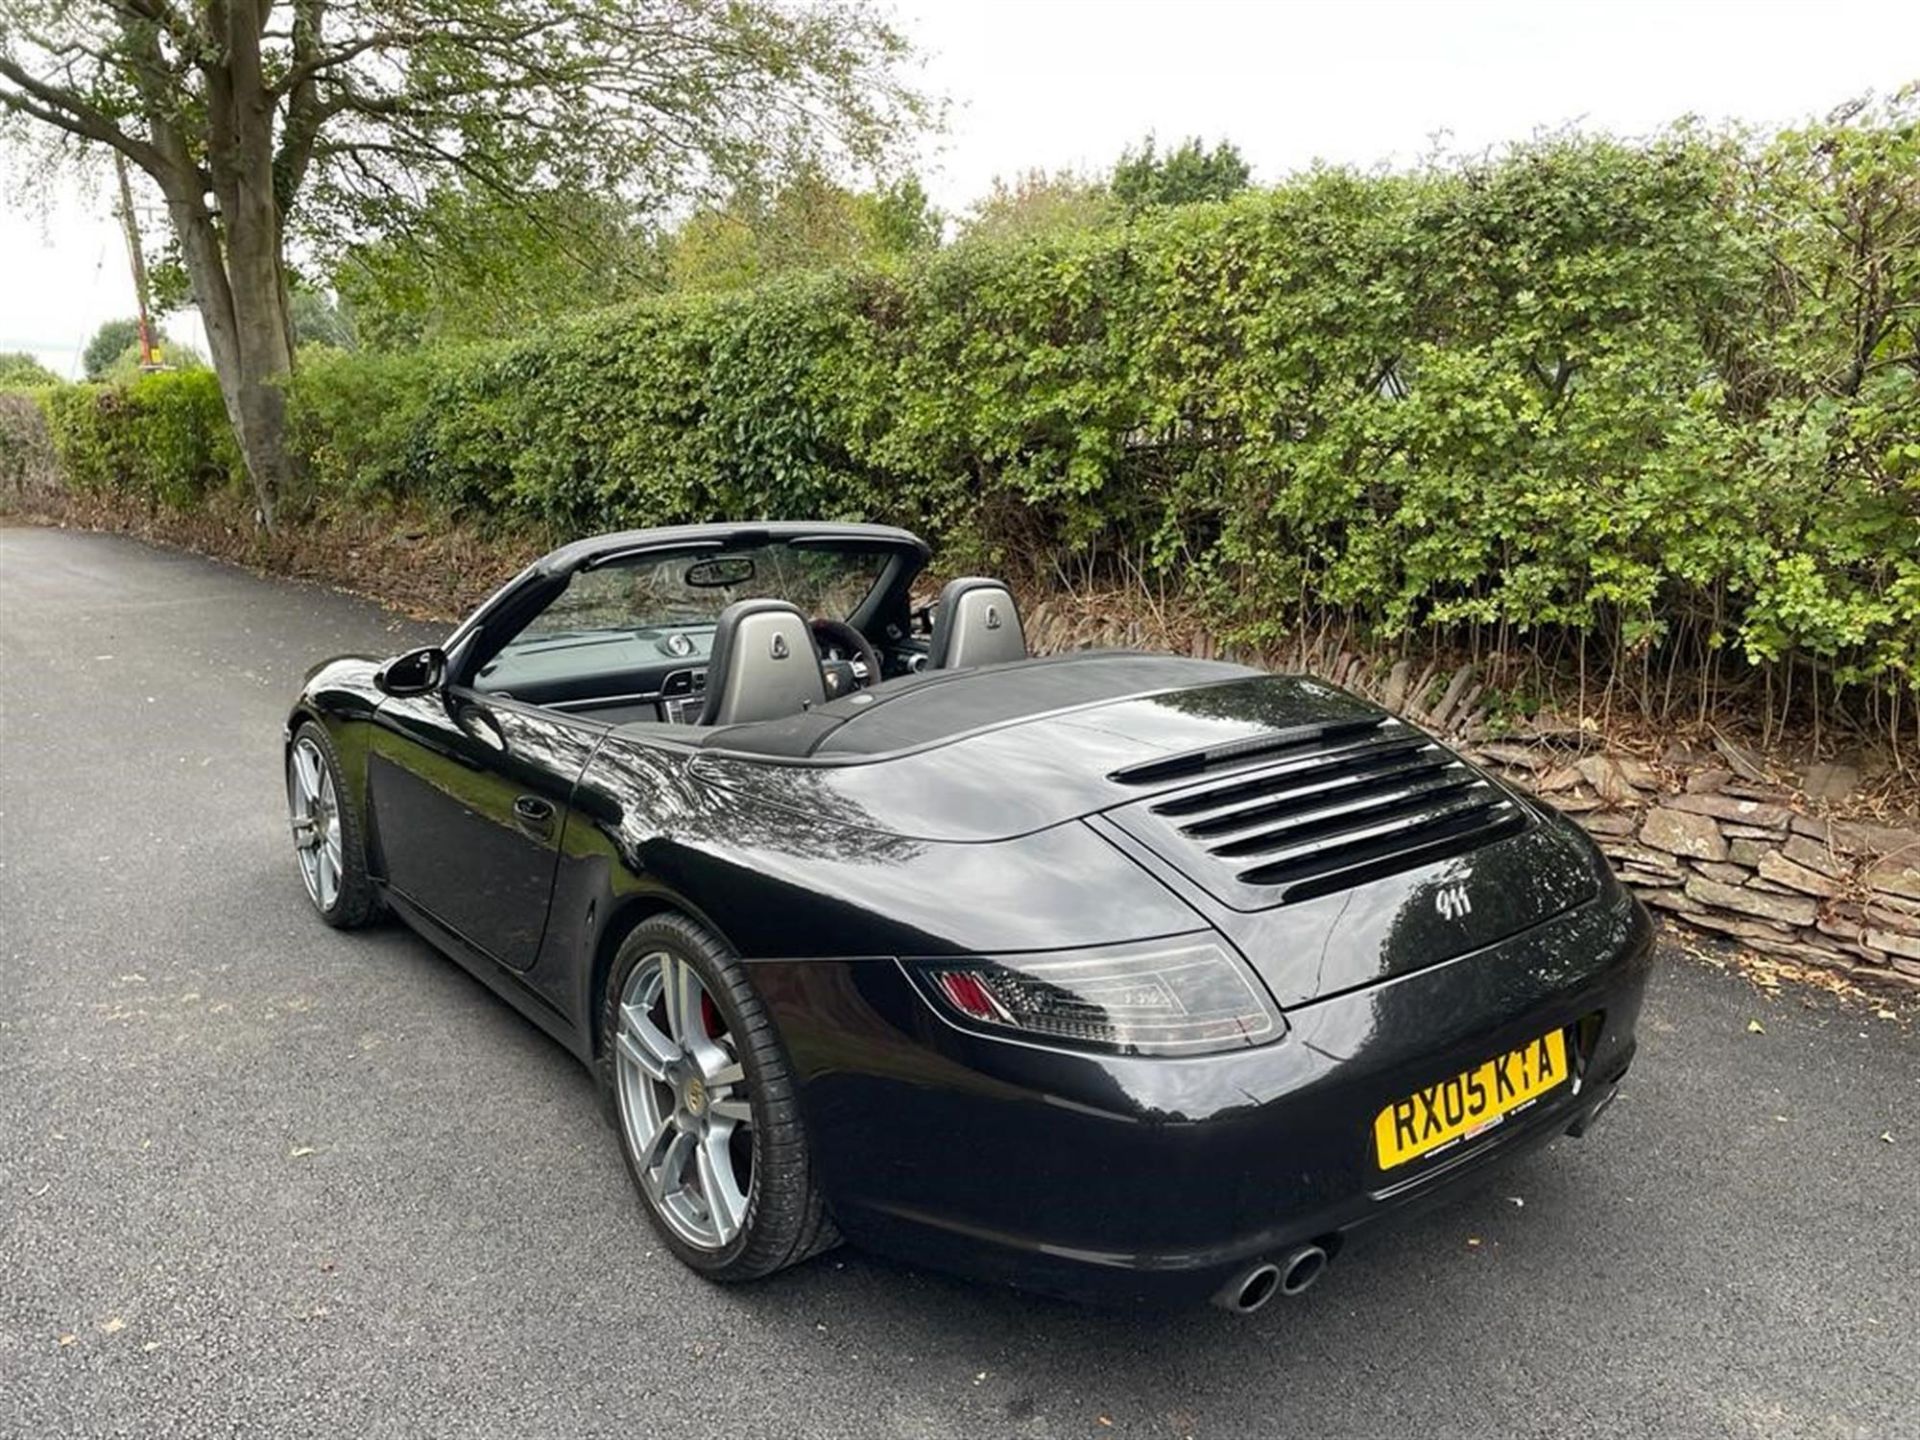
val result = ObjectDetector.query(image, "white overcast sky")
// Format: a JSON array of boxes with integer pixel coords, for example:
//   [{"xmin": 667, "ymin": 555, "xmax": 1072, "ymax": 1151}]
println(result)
[{"xmin": 3, "ymin": 0, "xmax": 1916, "ymax": 375}]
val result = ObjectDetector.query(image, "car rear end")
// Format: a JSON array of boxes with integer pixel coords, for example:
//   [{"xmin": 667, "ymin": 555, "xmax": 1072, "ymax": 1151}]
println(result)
[
  {"xmin": 718, "ymin": 663, "xmax": 1655, "ymax": 1307},
  {"xmin": 814, "ymin": 900, "xmax": 1649, "ymax": 1309}
]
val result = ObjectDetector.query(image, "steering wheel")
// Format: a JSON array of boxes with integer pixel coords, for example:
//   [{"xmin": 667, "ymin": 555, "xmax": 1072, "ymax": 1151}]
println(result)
[{"xmin": 810, "ymin": 618, "xmax": 882, "ymax": 698}]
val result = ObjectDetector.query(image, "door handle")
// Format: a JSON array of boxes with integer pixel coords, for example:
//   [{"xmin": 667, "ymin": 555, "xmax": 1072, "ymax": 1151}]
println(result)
[{"xmin": 513, "ymin": 795, "xmax": 556, "ymax": 837}]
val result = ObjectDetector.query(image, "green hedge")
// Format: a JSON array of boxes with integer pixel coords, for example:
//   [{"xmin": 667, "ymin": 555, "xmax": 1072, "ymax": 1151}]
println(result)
[
  {"xmin": 0, "ymin": 389, "xmax": 61, "ymax": 499},
  {"xmin": 12, "ymin": 112, "xmax": 1920, "ymax": 702},
  {"xmin": 36, "ymin": 369, "xmax": 242, "ymax": 510}
]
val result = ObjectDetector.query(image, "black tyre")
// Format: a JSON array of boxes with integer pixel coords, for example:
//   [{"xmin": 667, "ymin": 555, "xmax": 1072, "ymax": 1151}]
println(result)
[
  {"xmin": 286, "ymin": 720, "xmax": 379, "ymax": 929},
  {"xmin": 600, "ymin": 913, "xmax": 839, "ymax": 1281}
]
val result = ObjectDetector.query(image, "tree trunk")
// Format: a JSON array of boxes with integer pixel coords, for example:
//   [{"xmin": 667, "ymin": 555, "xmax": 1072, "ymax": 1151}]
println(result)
[
  {"xmin": 214, "ymin": 0, "xmax": 296, "ymax": 532},
  {"xmin": 167, "ymin": 204, "xmax": 293, "ymax": 533},
  {"xmin": 223, "ymin": 233, "xmax": 295, "ymax": 533},
  {"xmin": 169, "ymin": 204, "xmax": 287, "ymax": 532},
  {"xmin": 123, "ymin": 0, "xmax": 297, "ymax": 533}
]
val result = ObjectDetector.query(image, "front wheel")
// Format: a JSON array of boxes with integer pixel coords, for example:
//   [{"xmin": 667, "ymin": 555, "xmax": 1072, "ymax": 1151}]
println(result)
[
  {"xmin": 602, "ymin": 914, "xmax": 838, "ymax": 1281},
  {"xmin": 287, "ymin": 721, "xmax": 378, "ymax": 928}
]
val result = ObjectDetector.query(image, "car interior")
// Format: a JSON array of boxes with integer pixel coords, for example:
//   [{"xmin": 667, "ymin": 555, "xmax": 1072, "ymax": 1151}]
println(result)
[{"xmin": 467, "ymin": 539, "xmax": 1030, "ymax": 734}]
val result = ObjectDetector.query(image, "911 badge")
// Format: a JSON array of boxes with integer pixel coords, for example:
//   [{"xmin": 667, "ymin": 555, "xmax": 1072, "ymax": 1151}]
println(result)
[{"xmin": 1435, "ymin": 882, "xmax": 1472, "ymax": 920}]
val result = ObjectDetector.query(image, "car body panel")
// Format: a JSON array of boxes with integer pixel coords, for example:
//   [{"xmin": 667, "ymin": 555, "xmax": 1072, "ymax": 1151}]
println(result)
[
  {"xmin": 576, "ymin": 730, "xmax": 1218, "ymax": 953},
  {"xmin": 1093, "ymin": 806, "xmax": 1605, "ymax": 1008},
  {"xmin": 369, "ymin": 688, "xmax": 607, "ymax": 970}
]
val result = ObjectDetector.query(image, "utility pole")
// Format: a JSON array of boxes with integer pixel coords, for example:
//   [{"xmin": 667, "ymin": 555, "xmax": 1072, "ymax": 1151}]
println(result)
[{"xmin": 112, "ymin": 150, "xmax": 160, "ymax": 369}]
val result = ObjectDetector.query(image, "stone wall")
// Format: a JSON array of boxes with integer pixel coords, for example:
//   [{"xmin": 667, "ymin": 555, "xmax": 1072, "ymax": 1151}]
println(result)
[{"xmin": 1464, "ymin": 739, "xmax": 1920, "ymax": 989}]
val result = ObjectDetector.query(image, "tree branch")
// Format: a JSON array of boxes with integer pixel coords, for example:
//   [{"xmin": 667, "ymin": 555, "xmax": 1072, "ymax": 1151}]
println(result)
[
  {"xmin": 0, "ymin": 55, "xmax": 176, "ymax": 181},
  {"xmin": 274, "ymin": 0, "xmax": 326, "ymax": 210},
  {"xmin": 105, "ymin": 0, "xmax": 200, "ymax": 53}
]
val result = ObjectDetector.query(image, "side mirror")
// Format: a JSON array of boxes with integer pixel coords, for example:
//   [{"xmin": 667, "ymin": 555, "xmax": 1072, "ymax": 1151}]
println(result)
[{"xmin": 376, "ymin": 645, "xmax": 447, "ymax": 697}]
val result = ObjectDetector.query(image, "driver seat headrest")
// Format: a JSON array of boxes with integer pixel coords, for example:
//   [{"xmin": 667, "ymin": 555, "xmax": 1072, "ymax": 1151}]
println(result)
[
  {"xmin": 700, "ymin": 599, "xmax": 826, "ymax": 726},
  {"xmin": 929, "ymin": 577, "xmax": 1026, "ymax": 670}
]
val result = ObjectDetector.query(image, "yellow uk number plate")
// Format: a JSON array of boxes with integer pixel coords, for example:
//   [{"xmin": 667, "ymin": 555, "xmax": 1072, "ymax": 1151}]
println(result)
[{"xmin": 1374, "ymin": 1029, "xmax": 1569, "ymax": 1171}]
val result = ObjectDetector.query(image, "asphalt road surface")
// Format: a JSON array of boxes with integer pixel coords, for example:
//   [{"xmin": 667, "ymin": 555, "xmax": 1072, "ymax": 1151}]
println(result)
[{"xmin": 3, "ymin": 524, "xmax": 1917, "ymax": 1440}]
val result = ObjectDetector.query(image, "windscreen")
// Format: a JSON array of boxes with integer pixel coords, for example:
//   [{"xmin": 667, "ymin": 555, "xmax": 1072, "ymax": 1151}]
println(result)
[{"xmin": 477, "ymin": 541, "xmax": 893, "ymax": 689}]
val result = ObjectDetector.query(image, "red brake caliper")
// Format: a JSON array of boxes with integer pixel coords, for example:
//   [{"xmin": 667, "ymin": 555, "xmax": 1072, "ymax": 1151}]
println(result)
[{"xmin": 700, "ymin": 992, "xmax": 721, "ymax": 1038}]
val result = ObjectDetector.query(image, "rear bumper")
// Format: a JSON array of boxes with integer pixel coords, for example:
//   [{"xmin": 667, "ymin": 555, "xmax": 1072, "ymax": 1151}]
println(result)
[
  {"xmin": 843, "ymin": 1039, "xmax": 1635, "ymax": 1308},
  {"xmin": 753, "ymin": 891, "xmax": 1655, "ymax": 1308}
]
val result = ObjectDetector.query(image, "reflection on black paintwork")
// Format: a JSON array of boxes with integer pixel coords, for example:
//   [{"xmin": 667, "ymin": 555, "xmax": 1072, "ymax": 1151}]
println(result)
[
  {"xmin": 1126, "ymin": 797, "xmax": 1602, "ymax": 1009},
  {"xmin": 1141, "ymin": 674, "xmax": 1373, "ymax": 729},
  {"xmin": 686, "ymin": 675, "xmax": 1414, "ymax": 845},
  {"xmin": 595, "ymin": 736, "xmax": 924, "ymax": 866},
  {"xmin": 559, "ymin": 731, "xmax": 1206, "ymax": 963},
  {"xmin": 369, "ymin": 691, "xmax": 602, "ymax": 969}
]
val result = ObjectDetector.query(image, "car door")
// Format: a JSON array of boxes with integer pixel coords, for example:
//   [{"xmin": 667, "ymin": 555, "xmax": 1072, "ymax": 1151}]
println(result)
[{"xmin": 367, "ymin": 686, "xmax": 605, "ymax": 971}]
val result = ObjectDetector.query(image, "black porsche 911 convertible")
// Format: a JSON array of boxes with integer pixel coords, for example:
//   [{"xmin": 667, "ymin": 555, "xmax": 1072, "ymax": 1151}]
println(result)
[{"xmin": 285, "ymin": 520, "xmax": 1653, "ymax": 1311}]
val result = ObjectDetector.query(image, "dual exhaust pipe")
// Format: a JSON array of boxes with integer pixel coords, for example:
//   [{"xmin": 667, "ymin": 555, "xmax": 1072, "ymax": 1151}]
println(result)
[{"xmin": 1211, "ymin": 1242, "xmax": 1332, "ymax": 1313}]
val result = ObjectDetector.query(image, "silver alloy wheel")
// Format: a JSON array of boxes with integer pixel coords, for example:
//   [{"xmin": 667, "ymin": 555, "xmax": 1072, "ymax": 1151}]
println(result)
[
  {"xmin": 287, "ymin": 735, "xmax": 343, "ymax": 911},
  {"xmin": 614, "ymin": 950, "xmax": 754, "ymax": 1250}
]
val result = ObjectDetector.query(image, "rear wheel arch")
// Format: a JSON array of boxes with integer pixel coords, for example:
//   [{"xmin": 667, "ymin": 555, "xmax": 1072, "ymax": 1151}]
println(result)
[{"xmin": 589, "ymin": 891, "xmax": 739, "ymax": 1062}]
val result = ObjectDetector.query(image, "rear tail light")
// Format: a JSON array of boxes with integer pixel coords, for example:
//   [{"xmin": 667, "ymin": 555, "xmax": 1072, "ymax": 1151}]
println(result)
[{"xmin": 904, "ymin": 936, "xmax": 1284, "ymax": 1056}]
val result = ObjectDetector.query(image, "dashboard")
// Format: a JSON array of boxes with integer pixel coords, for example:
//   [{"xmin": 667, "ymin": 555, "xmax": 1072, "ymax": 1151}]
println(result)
[{"xmin": 473, "ymin": 627, "xmax": 713, "ymax": 721}]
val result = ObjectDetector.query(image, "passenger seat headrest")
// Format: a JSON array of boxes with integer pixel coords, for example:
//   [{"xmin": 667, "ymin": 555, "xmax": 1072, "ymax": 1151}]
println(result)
[
  {"xmin": 700, "ymin": 599, "xmax": 826, "ymax": 726},
  {"xmin": 928, "ymin": 577, "xmax": 1026, "ymax": 670}
]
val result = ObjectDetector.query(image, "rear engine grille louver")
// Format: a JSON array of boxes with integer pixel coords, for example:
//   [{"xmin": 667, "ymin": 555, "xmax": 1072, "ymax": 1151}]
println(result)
[{"xmin": 1110, "ymin": 717, "xmax": 1529, "ymax": 908}]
